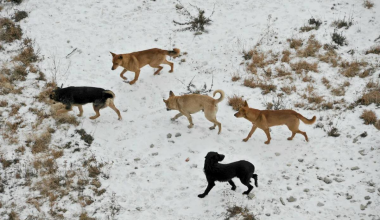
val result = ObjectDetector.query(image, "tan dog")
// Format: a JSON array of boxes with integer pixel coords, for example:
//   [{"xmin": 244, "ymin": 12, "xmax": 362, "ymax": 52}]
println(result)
[
  {"xmin": 234, "ymin": 101, "xmax": 316, "ymax": 144},
  {"xmin": 163, "ymin": 90, "xmax": 225, "ymax": 134},
  {"xmin": 110, "ymin": 48, "xmax": 180, "ymax": 85}
]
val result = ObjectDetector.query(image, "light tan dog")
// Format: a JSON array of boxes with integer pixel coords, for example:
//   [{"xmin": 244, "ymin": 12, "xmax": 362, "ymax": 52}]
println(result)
[
  {"xmin": 234, "ymin": 101, "xmax": 316, "ymax": 144},
  {"xmin": 110, "ymin": 48, "xmax": 180, "ymax": 85},
  {"xmin": 163, "ymin": 90, "xmax": 225, "ymax": 134}
]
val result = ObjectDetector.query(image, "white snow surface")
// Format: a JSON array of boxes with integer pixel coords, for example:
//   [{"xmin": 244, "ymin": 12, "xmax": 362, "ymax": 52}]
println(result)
[{"xmin": 1, "ymin": 0, "xmax": 380, "ymax": 219}]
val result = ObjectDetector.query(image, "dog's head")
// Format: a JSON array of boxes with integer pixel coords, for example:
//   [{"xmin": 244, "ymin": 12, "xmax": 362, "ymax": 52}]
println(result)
[
  {"xmin": 110, "ymin": 52, "xmax": 123, "ymax": 70},
  {"xmin": 204, "ymin": 152, "xmax": 225, "ymax": 163},
  {"xmin": 163, "ymin": 91, "xmax": 177, "ymax": 111},
  {"xmin": 234, "ymin": 101, "xmax": 249, "ymax": 118},
  {"xmin": 49, "ymin": 87, "xmax": 61, "ymax": 102}
]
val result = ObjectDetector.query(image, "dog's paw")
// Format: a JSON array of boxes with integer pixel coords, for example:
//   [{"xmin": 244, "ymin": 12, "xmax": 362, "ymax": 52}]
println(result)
[
  {"xmin": 77, "ymin": 114, "xmax": 82, "ymax": 117},
  {"xmin": 171, "ymin": 118, "xmax": 176, "ymax": 121},
  {"xmin": 188, "ymin": 125, "xmax": 194, "ymax": 129},
  {"xmin": 169, "ymin": 70, "xmax": 173, "ymax": 73},
  {"xmin": 129, "ymin": 81, "xmax": 136, "ymax": 85},
  {"xmin": 242, "ymin": 191, "xmax": 249, "ymax": 195},
  {"xmin": 264, "ymin": 141, "xmax": 270, "ymax": 144},
  {"xmin": 209, "ymin": 126, "xmax": 215, "ymax": 130},
  {"xmin": 287, "ymin": 137, "xmax": 293, "ymax": 141},
  {"xmin": 198, "ymin": 194, "xmax": 206, "ymax": 198},
  {"xmin": 231, "ymin": 187, "xmax": 236, "ymax": 191},
  {"xmin": 242, "ymin": 138, "xmax": 249, "ymax": 142}
]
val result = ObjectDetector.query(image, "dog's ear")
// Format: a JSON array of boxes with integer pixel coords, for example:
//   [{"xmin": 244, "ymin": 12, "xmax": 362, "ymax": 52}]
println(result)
[
  {"xmin": 218, "ymin": 154, "xmax": 225, "ymax": 161},
  {"xmin": 163, "ymin": 99, "xmax": 167, "ymax": 103},
  {"xmin": 110, "ymin": 52, "xmax": 116, "ymax": 57},
  {"xmin": 244, "ymin": 100, "xmax": 249, "ymax": 107},
  {"xmin": 169, "ymin": 91, "xmax": 175, "ymax": 97}
]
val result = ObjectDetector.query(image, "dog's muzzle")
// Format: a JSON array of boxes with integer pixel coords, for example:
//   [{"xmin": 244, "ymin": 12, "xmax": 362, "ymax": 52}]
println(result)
[
  {"xmin": 234, "ymin": 113, "xmax": 238, "ymax": 117},
  {"xmin": 166, "ymin": 108, "xmax": 171, "ymax": 111}
]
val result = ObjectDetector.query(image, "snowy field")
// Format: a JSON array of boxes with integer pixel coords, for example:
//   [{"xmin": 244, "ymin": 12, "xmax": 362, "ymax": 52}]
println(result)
[{"xmin": 1, "ymin": 0, "xmax": 380, "ymax": 219}]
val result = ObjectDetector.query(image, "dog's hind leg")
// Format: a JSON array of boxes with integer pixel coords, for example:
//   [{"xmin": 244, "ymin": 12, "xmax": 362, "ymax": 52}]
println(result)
[
  {"xmin": 205, "ymin": 113, "xmax": 222, "ymax": 134},
  {"xmin": 181, "ymin": 111, "xmax": 194, "ymax": 128},
  {"xmin": 108, "ymin": 101, "xmax": 122, "ymax": 120},
  {"xmin": 240, "ymin": 178, "xmax": 253, "ymax": 195},
  {"xmin": 77, "ymin": 105, "xmax": 83, "ymax": 117},
  {"xmin": 129, "ymin": 70, "xmax": 140, "ymax": 85},
  {"xmin": 90, "ymin": 104, "xmax": 101, "ymax": 120},
  {"xmin": 252, "ymin": 174, "xmax": 258, "ymax": 187},
  {"xmin": 171, "ymin": 113, "xmax": 183, "ymax": 121},
  {"xmin": 162, "ymin": 59, "xmax": 174, "ymax": 73},
  {"xmin": 198, "ymin": 180, "xmax": 215, "ymax": 198},
  {"xmin": 228, "ymin": 180, "xmax": 236, "ymax": 191},
  {"xmin": 263, "ymin": 129, "xmax": 271, "ymax": 144}
]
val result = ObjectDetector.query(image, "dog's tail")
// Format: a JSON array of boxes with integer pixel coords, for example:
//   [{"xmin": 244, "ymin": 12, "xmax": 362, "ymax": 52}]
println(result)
[
  {"xmin": 167, "ymin": 48, "xmax": 180, "ymax": 57},
  {"xmin": 103, "ymin": 90, "xmax": 115, "ymax": 100},
  {"xmin": 296, "ymin": 113, "xmax": 316, "ymax": 125},
  {"xmin": 252, "ymin": 174, "xmax": 258, "ymax": 187},
  {"xmin": 213, "ymin": 90, "xmax": 225, "ymax": 103}
]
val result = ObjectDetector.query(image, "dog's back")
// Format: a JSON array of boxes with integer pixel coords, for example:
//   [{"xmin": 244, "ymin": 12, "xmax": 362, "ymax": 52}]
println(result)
[
  {"xmin": 207, "ymin": 160, "xmax": 255, "ymax": 182},
  {"xmin": 56, "ymin": 87, "xmax": 111, "ymax": 105}
]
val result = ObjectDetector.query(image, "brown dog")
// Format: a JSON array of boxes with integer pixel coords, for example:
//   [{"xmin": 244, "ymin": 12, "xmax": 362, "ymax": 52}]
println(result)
[
  {"xmin": 234, "ymin": 101, "xmax": 316, "ymax": 144},
  {"xmin": 163, "ymin": 90, "xmax": 225, "ymax": 134},
  {"xmin": 110, "ymin": 48, "xmax": 180, "ymax": 85}
]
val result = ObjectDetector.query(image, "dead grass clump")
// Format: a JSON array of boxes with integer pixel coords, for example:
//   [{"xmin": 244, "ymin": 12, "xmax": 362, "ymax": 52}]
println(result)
[
  {"xmin": 0, "ymin": 100, "xmax": 8, "ymax": 107},
  {"xmin": 290, "ymin": 61, "xmax": 318, "ymax": 74},
  {"xmin": 360, "ymin": 110, "xmax": 377, "ymax": 125},
  {"xmin": 88, "ymin": 165, "xmax": 101, "ymax": 178},
  {"xmin": 52, "ymin": 150, "xmax": 64, "ymax": 159},
  {"xmin": 226, "ymin": 205, "xmax": 256, "ymax": 220},
  {"xmin": 327, "ymin": 127, "xmax": 340, "ymax": 137},
  {"xmin": 13, "ymin": 45, "xmax": 39, "ymax": 66},
  {"xmin": 366, "ymin": 80, "xmax": 378, "ymax": 89},
  {"xmin": 231, "ymin": 72, "xmax": 241, "ymax": 81},
  {"xmin": 79, "ymin": 212, "xmax": 96, "ymax": 220},
  {"xmin": 0, "ymin": 18, "xmax": 22, "ymax": 42},
  {"xmin": 339, "ymin": 61, "xmax": 367, "ymax": 77},
  {"xmin": 307, "ymin": 94, "xmax": 324, "ymax": 104},
  {"xmin": 53, "ymin": 113, "xmax": 80, "ymax": 126},
  {"xmin": 375, "ymin": 120, "xmax": 380, "ymax": 130},
  {"xmin": 331, "ymin": 87, "xmax": 345, "ymax": 96},
  {"xmin": 14, "ymin": 11, "xmax": 28, "ymax": 22},
  {"xmin": 281, "ymin": 86, "xmax": 296, "ymax": 95},
  {"xmin": 10, "ymin": 64, "xmax": 28, "ymax": 81},
  {"xmin": 319, "ymin": 46, "xmax": 340, "ymax": 67},
  {"xmin": 243, "ymin": 77, "xmax": 257, "ymax": 88},
  {"xmin": 246, "ymin": 49, "xmax": 278, "ymax": 74},
  {"xmin": 300, "ymin": 18, "xmax": 322, "ymax": 33},
  {"xmin": 332, "ymin": 31, "xmax": 346, "ymax": 46},
  {"xmin": 281, "ymin": 50, "xmax": 291, "ymax": 63},
  {"xmin": 363, "ymin": 0, "xmax": 374, "ymax": 9},
  {"xmin": 332, "ymin": 17, "xmax": 353, "ymax": 29},
  {"xmin": 297, "ymin": 35, "xmax": 322, "ymax": 57},
  {"xmin": 228, "ymin": 95, "xmax": 245, "ymax": 111},
  {"xmin": 365, "ymin": 45, "xmax": 380, "ymax": 55},
  {"xmin": 287, "ymin": 38, "xmax": 303, "ymax": 49},
  {"xmin": 358, "ymin": 90, "xmax": 380, "ymax": 106},
  {"xmin": 31, "ymin": 131, "xmax": 52, "ymax": 154},
  {"xmin": 321, "ymin": 77, "xmax": 331, "ymax": 89},
  {"xmin": 275, "ymin": 65, "xmax": 292, "ymax": 77},
  {"xmin": 243, "ymin": 77, "xmax": 276, "ymax": 94}
]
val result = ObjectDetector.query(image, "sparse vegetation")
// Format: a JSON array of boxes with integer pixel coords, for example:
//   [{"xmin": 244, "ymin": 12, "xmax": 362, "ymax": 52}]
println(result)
[
  {"xmin": 288, "ymin": 38, "xmax": 303, "ymax": 49},
  {"xmin": 228, "ymin": 95, "xmax": 245, "ymax": 111},
  {"xmin": 297, "ymin": 35, "xmax": 322, "ymax": 58},
  {"xmin": 231, "ymin": 72, "xmax": 241, "ymax": 81},
  {"xmin": 358, "ymin": 90, "xmax": 380, "ymax": 106},
  {"xmin": 225, "ymin": 205, "xmax": 256, "ymax": 220},
  {"xmin": 332, "ymin": 31, "xmax": 346, "ymax": 46},
  {"xmin": 327, "ymin": 127, "xmax": 340, "ymax": 137},
  {"xmin": 243, "ymin": 77, "xmax": 277, "ymax": 94},
  {"xmin": 363, "ymin": 0, "xmax": 374, "ymax": 9},
  {"xmin": 365, "ymin": 45, "xmax": 380, "ymax": 55},
  {"xmin": 332, "ymin": 16, "xmax": 353, "ymax": 29},
  {"xmin": 0, "ymin": 18, "xmax": 22, "ymax": 42},
  {"xmin": 339, "ymin": 60, "xmax": 367, "ymax": 77},
  {"xmin": 360, "ymin": 110, "xmax": 377, "ymax": 125},
  {"xmin": 290, "ymin": 61, "xmax": 318, "ymax": 74},
  {"xmin": 173, "ymin": 4, "xmax": 214, "ymax": 33},
  {"xmin": 14, "ymin": 11, "xmax": 28, "ymax": 22}
]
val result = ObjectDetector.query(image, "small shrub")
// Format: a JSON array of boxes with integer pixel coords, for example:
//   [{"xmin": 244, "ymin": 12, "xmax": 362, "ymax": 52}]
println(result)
[
  {"xmin": 9, "ymin": 0, "xmax": 24, "ymax": 5},
  {"xmin": 0, "ymin": 18, "xmax": 22, "ymax": 43},
  {"xmin": 281, "ymin": 86, "xmax": 296, "ymax": 95},
  {"xmin": 225, "ymin": 205, "xmax": 256, "ymax": 220},
  {"xmin": 287, "ymin": 38, "xmax": 303, "ymax": 49},
  {"xmin": 319, "ymin": 45, "xmax": 340, "ymax": 67},
  {"xmin": 231, "ymin": 72, "xmax": 241, "ymax": 81},
  {"xmin": 321, "ymin": 77, "xmax": 331, "ymax": 89},
  {"xmin": 264, "ymin": 94, "xmax": 286, "ymax": 110},
  {"xmin": 243, "ymin": 77, "xmax": 276, "ymax": 94},
  {"xmin": 308, "ymin": 18, "xmax": 322, "ymax": 28},
  {"xmin": 0, "ymin": 100, "xmax": 8, "ymax": 107},
  {"xmin": 331, "ymin": 87, "xmax": 345, "ymax": 96},
  {"xmin": 228, "ymin": 95, "xmax": 245, "ymax": 111},
  {"xmin": 88, "ymin": 165, "xmax": 101, "ymax": 178},
  {"xmin": 75, "ymin": 129, "xmax": 94, "ymax": 145},
  {"xmin": 339, "ymin": 61, "xmax": 367, "ymax": 77},
  {"xmin": 13, "ymin": 45, "xmax": 39, "ymax": 66},
  {"xmin": 243, "ymin": 77, "xmax": 257, "ymax": 88},
  {"xmin": 14, "ymin": 11, "xmax": 28, "ymax": 22},
  {"xmin": 10, "ymin": 64, "xmax": 28, "ymax": 81},
  {"xmin": 281, "ymin": 50, "xmax": 291, "ymax": 63},
  {"xmin": 366, "ymin": 80, "xmax": 378, "ymax": 89},
  {"xmin": 275, "ymin": 65, "xmax": 292, "ymax": 77},
  {"xmin": 307, "ymin": 94, "xmax": 324, "ymax": 104},
  {"xmin": 360, "ymin": 110, "xmax": 377, "ymax": 125},
  {"xmin": 332, "ymin": 31, "xmax": 346, "ymax": 46},
  {"xmin": 173, "ymin": 5, "xmax": 213, "ymax": 33},
  {"xmin": 363, "ymin": 0, "xmax": 374, "ymax": 9},
  {"xmin": 375, "ymin": 120, "xmax": 380, "ymax": 130},
  {"xmin": 31, "ymin": 131, "xmax": 52, "ymax": 154}
]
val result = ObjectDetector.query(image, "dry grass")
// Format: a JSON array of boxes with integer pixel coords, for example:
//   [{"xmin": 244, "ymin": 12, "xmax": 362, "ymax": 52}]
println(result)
[
  {"xmin": 243, "ymin": 77, "xmax": 276, "ymax": 94},
  {"xmin": 281, "ymin": 50, "xmax": 291, "ymax": 63},
  {"xmin": 297, "ymin": 35, "xmax": 322, "ymax": 58},
  {"xmin": 366, "ymin": 80, "xmax": 379, "ymax": 89},
  {"xmin": 13, "ymin": 45, "xmax": 39, "ymax": 66},
  {"xmin": 79, "ymin": 212, "xmax": 96, "ymax": 220},
  {"xmin": 246, "ymin": 49, "xmax": 278, "ymax": 74},
  {"xmin": 358, "ymin": 91, "xmax": 380, "ymax": 106},
  {"xmin": 275, "ymin": 65, "xmax": 292, "ymax": 77},
  {"xmin": 331, "ymin": 87, "xmax": 345, "ymax": 96},
  {"xmin": 50, "ymin": 103, "xmax": 80, "ymax": 126},
  {"xmin": 360, "ymin": 110, "xmax": 377, "ymax": 125},
  {"xmin": 0, "ymin": 18, "xmax": 22, "ymax": 42},
  {"xmin": 0, "ymin": 100, "xmax": 8, "ymax": 107},
  {"xmin": 339, "ymin": 60, "xmax": 368, "ymax": 77},
  {"xmin": 332, "ymin": 17, "xmax": 353, "ymax": 29},
  {"xmin": 290, "ymin": 61, "xmax": 318, "ymax": 74},
  {"xmin": 14, "ymin": 11, "xmax": 28, "ymax": 22},
  {"xmin": 31, "ymin": 130, "xmax": 52, "ymax": 154},
  {"xmin": 225, "ymin": 205, "xmax": 256, "ymax": 220},
  {"xmin": 281, "ymin": 85, "xmax": 296, "ymax": 95},
  {"xmin": 37, "ymin": 81, "xmax": 56, "ymax": 103},
  {"xmin": 306, "ymin": 94, "xmax": 324, "ymax": 104},
  {"xmin": 365, "ymin": 45, "xmax": 380, "ymax": 55},
  {"xmin": 287, "ymin": 38, "xmax": 303, "ymax": 50},
  {"xmin": 375, "ymin": 120, "xmax": 380, "ymax": 130},
  {"xmin": 321, "ymin": 77, "xmax": 331, "ymax": 89},
  {"xmin": 363, "ymin": 0, "xmax": 374, "ymax": 9},
  {"xmin": 228, "ymin": 95, "xmax": 245, "ymax": 111},
  {"xmin": 10, "ymin": 64, "xmax": 28, "ymax": 82},
  {"xmin": 231, "ymin": 72, "xmax": 241, "ymax": 82},
  {"xmin": 319, "ymin": 46, "xmax": 340, "ymax": 67}
]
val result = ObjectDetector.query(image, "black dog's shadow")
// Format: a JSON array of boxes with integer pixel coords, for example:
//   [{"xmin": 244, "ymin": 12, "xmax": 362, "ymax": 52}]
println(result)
[{"xmin": 198, "ymin": 152, "xmax": 258, "ymax": 198}]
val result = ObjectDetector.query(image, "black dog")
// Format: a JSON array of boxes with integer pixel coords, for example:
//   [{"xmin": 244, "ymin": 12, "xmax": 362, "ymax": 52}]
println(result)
[
  {"xmin": 50, "ymin": 86, "xmax": 122, "ymax": 120},
  {"xmin": 198, "ymin": 152, "xmax": 258, "ymax": 198}
]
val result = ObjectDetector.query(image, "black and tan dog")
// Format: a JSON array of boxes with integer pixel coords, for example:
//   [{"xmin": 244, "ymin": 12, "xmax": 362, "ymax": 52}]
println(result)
[
  {"xmin": 163, "ymin": 90, "xmax": 225, "ymax": 134},
  {"xmin": 110, "ymin": 48, "xmax": 180, "ymax": 85},
  {"xmin": 198, "ymin": 152, "xmax": 258, "ymax": 198},
  {"xmin": 50, "ymin": 86, "xmax": 122, "ymax": 120}
]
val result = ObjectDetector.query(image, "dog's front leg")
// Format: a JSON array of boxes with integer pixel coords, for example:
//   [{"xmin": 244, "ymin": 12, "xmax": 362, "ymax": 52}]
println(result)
[
  {"xmin": 171, "ymin": 113, "xmax": 183, "ymax": 121},
  {"xmin": 129, "ymin": 70, "xmax": 140, "ymax": 85},
  {"xmin": 198, "ymin": 181, "xmax": 215, "ymax": 198},
  {"xmin": 243, "ymin": 125, "xmax": 257, "ymax": 142},
  {"xmin": 228, "ymin": 180, "xmax": 236, "ymax": 191},
  {"xmin": 119, "ymin": 69, "xmax": 127, "ymax": 80}
]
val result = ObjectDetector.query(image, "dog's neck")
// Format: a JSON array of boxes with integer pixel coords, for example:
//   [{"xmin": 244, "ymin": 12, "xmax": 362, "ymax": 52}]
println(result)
[
  {"xmin": 246, "ymin": 108, "xmax": 261, "ymax": 122},
  {"xmin": 204, "ymin": 161, "xmax": 220, "ymax": 173}
]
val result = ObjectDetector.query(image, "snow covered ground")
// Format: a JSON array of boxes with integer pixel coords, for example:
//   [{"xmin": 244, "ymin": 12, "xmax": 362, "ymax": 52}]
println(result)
[{"xmin": 1, "ymin": 0, "xmax": 380, "ymax": 219}]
